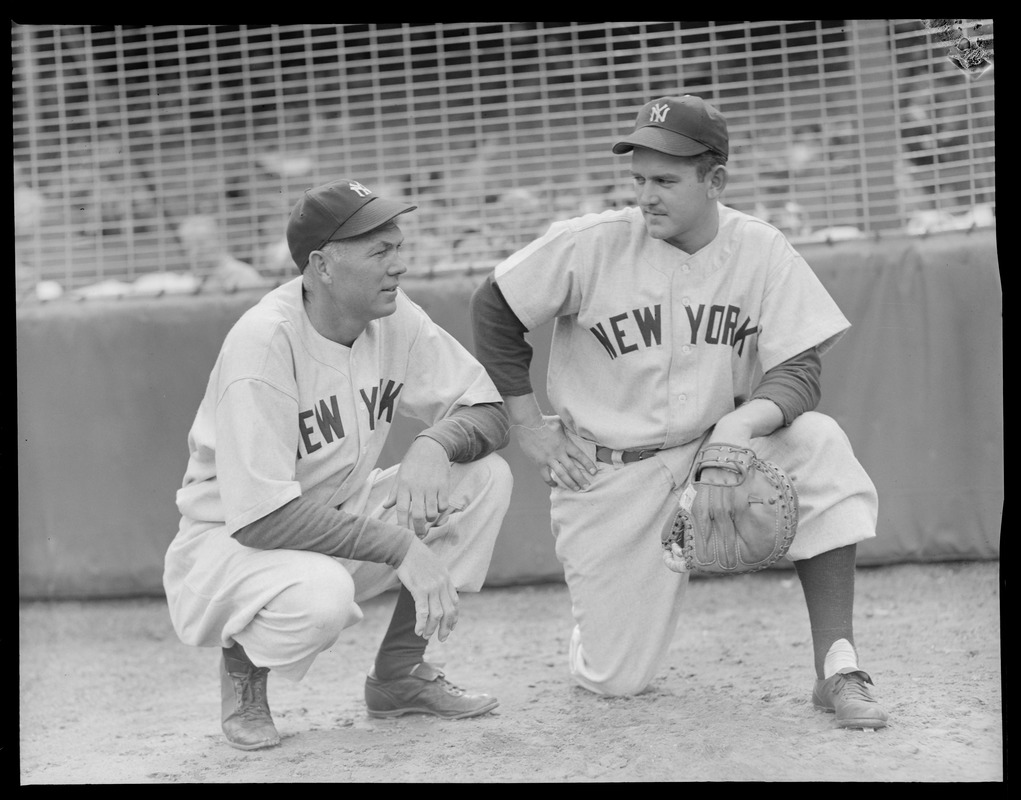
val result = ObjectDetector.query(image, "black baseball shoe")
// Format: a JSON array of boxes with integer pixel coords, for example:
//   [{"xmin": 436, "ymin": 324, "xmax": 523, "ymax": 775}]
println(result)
[
  {"xmin": 812, "ymin": 669, "xmax": 889, "ymax": 729},
  {"xmin": 365, "ymin": 662, "xmax": 499, "ymax": 719},
  {"xmin": 220, "ymin": 647, "xmax": 281, "ymax": 750}
]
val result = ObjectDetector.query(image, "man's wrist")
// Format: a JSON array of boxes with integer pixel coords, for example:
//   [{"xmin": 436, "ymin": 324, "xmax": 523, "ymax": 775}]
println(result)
[
  {"xmin": 504, "ymin": 394, "xmax": 545, "ymax": 429},
  {"xmin": 714, "ymin": 399, "xmax": 784, "ymax": 442},
  {"xmin": 412, "ymin": 432, "xmax": 453, "ymax": 460},
  {"xmin": 711, "ymin": 414, "xmax": 752, "ymax": 443}
]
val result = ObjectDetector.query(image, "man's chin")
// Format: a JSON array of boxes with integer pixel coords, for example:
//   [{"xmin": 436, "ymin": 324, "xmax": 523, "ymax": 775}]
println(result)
[
  {"xmin": 377, "ymin": 299, "xmax": 399, "ymax": 316},
  {"xmin": 643, "ymin": 215, "xmax": 673, "ymax": 239}
]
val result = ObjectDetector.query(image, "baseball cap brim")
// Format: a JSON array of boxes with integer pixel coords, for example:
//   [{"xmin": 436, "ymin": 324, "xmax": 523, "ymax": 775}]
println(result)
[
  {"xmin": 612, "ymin": 126, "xmax": 714, "ymax": 157},
  {"xmin": 328, "ymin": 196, "xmax": 418, "ymax": 241}
]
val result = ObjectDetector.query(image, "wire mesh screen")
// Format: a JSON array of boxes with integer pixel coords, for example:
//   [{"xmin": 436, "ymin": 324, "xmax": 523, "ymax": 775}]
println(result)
[{"xmin": 13, "ymin": 20, "xmax": 995, "ymax": 301}]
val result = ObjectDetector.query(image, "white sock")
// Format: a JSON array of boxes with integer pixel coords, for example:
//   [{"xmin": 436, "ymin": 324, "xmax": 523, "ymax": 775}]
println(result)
[{"xmin": 823, "ymin": 638, "xmax": 858, "ymax": 678}]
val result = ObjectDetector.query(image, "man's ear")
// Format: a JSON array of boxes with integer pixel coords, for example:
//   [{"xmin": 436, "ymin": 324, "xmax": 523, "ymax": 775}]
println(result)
[
  {"xmin": 707, "ymin": 164, "xmax": 729, "ymax": 199},
  {"xmin": 307, "ymin": 249, "xmax": 333, "ymax": 284}
]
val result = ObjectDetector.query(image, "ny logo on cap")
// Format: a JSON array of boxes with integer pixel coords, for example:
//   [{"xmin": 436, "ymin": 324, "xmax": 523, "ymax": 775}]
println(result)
[
  {"xmin": 348, "ymin": 181, "xmax": 372, "ymax": 197},
  {"xmin": 649, "ymin": 102, "xmax": 671, "ymax": 123}
]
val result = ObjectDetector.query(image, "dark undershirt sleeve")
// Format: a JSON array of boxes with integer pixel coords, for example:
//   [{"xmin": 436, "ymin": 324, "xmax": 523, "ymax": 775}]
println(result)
[
  {"xmin": 749, "ymin": 347, "xmax": 822, "ymax": 425},
  {"xmin": 416, "ymin": 402, "xmax": 510, "ymax": 462},
  {"xmin": 469, "ymin": 274, "xmax": 534, "ymax": 396},
  {"xmin": 233, "ymin": 495, "xmax": 417, "ymax": 568}
]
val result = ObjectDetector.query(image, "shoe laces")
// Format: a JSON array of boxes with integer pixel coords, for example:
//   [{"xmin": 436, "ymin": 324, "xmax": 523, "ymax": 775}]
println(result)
[
  {"xmin": 231, "ymin": 668, "xmax": 272, "ymax": 718},
  {"xmin": 436, "ymin": 676, "xmax": 466, "ymax": 697},
  {"xmin": 835, "ymin": 672, "xmax": 876, "ymax": 704}
]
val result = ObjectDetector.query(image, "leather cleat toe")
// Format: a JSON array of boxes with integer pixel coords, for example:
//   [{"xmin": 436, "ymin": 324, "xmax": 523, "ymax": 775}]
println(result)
[
  {"xmin": 365, "ymin": 662, "xmax": 499, "ymax": 719},
  {"xmin": 812, "ymin": 669, "xmax": 888, "ymax": 729}
]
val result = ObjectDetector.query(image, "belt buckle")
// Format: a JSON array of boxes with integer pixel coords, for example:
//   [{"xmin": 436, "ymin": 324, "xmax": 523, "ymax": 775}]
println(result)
[
  {"xmin": 598, "ymin": 446, "xmax": 659, "ymax": 465},
  {"xmin": 630, "ymin": 448, "xmax": 658, "ymax": 463}
]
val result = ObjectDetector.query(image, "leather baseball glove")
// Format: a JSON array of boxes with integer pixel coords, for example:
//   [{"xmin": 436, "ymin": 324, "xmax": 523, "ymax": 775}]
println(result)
[{"xmin": 661, "ymin": 442, "xmax": 798, "ymax": 576}]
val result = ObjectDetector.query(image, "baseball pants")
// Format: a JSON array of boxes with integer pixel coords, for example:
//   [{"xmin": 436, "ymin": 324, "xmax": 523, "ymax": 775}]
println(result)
[
  {"xmin": 551, "ymin": 411, "xmax": 877, "ymax": 697},
  {"xmin": 163, "ymin": 453, "xmax": 512, "ymax": 681}
]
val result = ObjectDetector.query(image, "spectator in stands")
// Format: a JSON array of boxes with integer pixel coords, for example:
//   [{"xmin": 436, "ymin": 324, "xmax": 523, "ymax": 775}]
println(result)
[{"xmin": 177, "ymin": 214, "xmax": 271, "ymax": 293}]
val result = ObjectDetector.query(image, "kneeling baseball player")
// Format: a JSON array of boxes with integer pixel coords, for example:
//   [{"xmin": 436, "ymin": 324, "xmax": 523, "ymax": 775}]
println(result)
[
  {"xmin": 164, "ymin": 179, "xmax": 513, "ymax": 750},
  {"xmin": 470, "ymin": 94, "xmax": 889, "ymax": 730}
]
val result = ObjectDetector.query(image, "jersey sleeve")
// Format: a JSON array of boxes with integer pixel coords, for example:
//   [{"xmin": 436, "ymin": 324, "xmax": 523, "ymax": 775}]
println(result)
[
  {"xmin": 756, "ymin": 247, "xmax": 851, "ymax": 373},
  {"xmin": 396, "ymin": 293, "xmax": 505, "ymax": 426},
  {"xmin": 215, "ymin": 376, "xmax": 303, "ymax": 535},
  {"xmin": 491, "ymin": 219, "xmax": 584, "ymax": 331}
]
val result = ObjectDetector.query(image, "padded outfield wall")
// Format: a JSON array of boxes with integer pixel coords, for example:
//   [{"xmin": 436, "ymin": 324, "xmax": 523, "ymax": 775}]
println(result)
[{"xmin": 17, "ymin": 230, "xmax": 1002, "ymax": 599}]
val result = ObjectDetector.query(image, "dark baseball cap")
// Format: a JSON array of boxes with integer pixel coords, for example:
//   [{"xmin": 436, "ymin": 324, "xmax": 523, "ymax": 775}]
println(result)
[
  {"xmin": 612, "ymin": 95, "xmax": 729, "ymax": 158},
  {"xmin": 286, "ymin": 179, "xmax": 417, "ymax": 270}
]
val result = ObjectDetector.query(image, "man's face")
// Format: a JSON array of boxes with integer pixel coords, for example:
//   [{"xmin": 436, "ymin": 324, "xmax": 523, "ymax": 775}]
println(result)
[
  {"xmin": 630, "ymin": 147, "xmax": 722, "ymax": 251},
  {"xmin": 321, "ymin": 223, "xmax": 407, "ymax": 325}
]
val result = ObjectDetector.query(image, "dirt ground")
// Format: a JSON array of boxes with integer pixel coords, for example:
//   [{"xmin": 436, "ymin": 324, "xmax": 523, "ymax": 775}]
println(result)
[{"xmin": 19, "ymin": 560, "xmax": 1003, "ymax": 784}]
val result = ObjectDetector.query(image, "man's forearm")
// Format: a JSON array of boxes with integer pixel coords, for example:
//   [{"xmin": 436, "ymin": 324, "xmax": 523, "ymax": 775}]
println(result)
[
  {"xmin": 469, "ymin": 275, "xmax": 534, "ymax": 396},
  {"xmin": 233, "ymin": 496, "xmax": 416, "ymax": 568},
  {"xmin": 417, "ymin": 402, "xmax": 511, "ymax": 462},
  {"xmin": 712, "ymin": 398, "xmax": 785, "ymax": 443},
  {"xmin": 503, "ymin": 393, "xmax": 546, "ymax": 429},
  {"xmin": 750, "ymin": 347, "xmax": 822, "ymax": 425}
]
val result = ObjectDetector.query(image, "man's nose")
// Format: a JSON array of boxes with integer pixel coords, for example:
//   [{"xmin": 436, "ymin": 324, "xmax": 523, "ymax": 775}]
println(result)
[{"xmin": 638, "ymin": 184, "xmax": 659, "ymax": 206}]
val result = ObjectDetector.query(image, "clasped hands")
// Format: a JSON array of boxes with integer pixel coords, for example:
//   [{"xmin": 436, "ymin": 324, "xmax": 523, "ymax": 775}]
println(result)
[{"xmin": 384, "ymin": 436, "xmax": 458, "ymax": 644}]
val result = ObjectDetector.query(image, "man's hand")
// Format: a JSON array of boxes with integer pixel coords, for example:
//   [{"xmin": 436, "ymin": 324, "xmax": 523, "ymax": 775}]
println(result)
[
  {"xmin": 517, "ymin": 414, "xmax": 597, "ymax": 491},
  {"xmin": 383, "ymin": 436, "xmax": 452, "ymax": 537},
  {"xmin": 395, "ymin": 538, "xmax": 459, "ymax": 641}
]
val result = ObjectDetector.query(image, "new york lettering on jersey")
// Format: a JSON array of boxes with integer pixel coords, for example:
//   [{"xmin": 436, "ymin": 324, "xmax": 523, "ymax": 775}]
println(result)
[
  {"xmin": 296, "ymin": 377, "xmax": 404, "ymax": 459},
  {"xmin": 587, "ymin": 301, "xmax": 759, "ymax": 360}
]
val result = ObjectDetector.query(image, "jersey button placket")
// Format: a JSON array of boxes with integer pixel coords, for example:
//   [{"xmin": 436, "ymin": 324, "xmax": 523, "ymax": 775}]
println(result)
[
  {"xmin": 668, "ymin": 276, "xmax": 693, "ymax": 435},
  {"xmin": 677, "ymin": 338, "xmax": 690, "ymax": 403},
  {"xmin": 350, "ymin": 352, "xmax": 370, "ymax": 457}
]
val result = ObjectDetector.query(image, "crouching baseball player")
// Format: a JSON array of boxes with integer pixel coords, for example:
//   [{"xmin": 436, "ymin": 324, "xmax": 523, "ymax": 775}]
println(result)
[
  {"xmin": 164, "ymin": 179, "xmax": 513, "ymax": 750},
  {"xmin": 470, "ymin": 94, "xmax": 889, "ymax": 729}
]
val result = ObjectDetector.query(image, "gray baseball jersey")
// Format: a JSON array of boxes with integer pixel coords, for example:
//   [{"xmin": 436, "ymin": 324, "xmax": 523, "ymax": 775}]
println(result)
[
  {"xmin": 494, "ymin": 203, "xmax": 850, "ymax": 451},
  {"xmin": 176, "ymin": 277, "xmax": 502, "ymax": 535}
]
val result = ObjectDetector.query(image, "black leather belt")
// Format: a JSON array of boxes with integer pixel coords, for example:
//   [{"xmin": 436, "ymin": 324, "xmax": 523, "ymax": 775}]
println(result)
[{"xmin": 594, "ymin": 446, "xmax": 660, "ymax": 465}]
